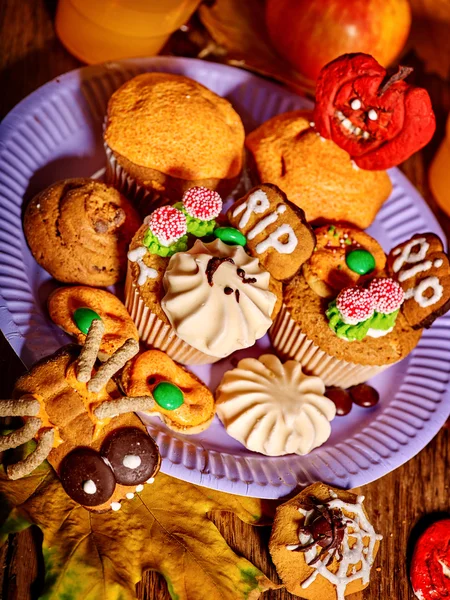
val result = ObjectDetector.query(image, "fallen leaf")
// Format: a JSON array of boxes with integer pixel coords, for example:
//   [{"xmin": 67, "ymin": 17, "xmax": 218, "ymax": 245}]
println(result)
[
  {"xmin": 0, "ymin": 459, "xmax": 279, "ymax": 600},
  {"xmin": 198, "ymin": 0, "xmax": 315, "ymax": 97},
  {"xmin": 408, "ymin": 0, "xmax": 450, "ymax": 80}
]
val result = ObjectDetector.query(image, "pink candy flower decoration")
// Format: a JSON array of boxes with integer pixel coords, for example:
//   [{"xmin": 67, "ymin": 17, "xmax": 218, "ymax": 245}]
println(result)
[
  {"xmin": 368, "ymin": 278, "xmax": 405, "ymax": 314},
  {"xmin": 147, "ymin": 206, "xmax": 187, "ymax": 247},
  {"xmin": 182, "ymin": 186, "xmax": 223, "ymax": 221},
  {"xmin": 336, "ymin": 287, "xmax": 375, "ymax": 325}
]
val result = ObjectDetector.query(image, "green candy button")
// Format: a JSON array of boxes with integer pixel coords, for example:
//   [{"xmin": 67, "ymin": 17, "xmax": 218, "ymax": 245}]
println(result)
[
  {"xmin": 73, "ymin": 307, "xmax": 102, "ymax": 334},
  {"xmin": 153, "ymin": 382, "xmax": 184, "ymax": 411},
  {"xmin": 346, "ymin": 249, "xmax": 376, "ymax": 275},
  {"xmin": 214, "ymin": 227, "xmax": 247, "ymax": 246}
]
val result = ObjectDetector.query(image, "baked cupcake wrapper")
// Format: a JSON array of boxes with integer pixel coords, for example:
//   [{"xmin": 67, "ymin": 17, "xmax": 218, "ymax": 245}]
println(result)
[
  {"xmin": 270, "ymin": 304, "xmax": 390, "ymax": 388},
  {"xmin": 124, "ymin": 264, "xmax": 220, "ymax": 365},
  {"xmin": 104, "ymin": 142, "xmax": 169, "ymax": 216}
]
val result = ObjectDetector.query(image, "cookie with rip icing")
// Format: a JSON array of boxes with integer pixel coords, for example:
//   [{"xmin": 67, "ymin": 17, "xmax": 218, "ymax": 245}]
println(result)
[
  {"xmin": 227, "ymin": 183, "xmax": 316, "ymax": 281},
  {"xmin": 387, "ymin": 232, "xmax": 450, "ymax": 329},
  {"xmin": 0, "ymin": 319, "xmax": 160, "ymax": 512}
]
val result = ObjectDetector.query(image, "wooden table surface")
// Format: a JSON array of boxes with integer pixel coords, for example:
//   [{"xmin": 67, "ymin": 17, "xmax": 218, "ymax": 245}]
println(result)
[{"xmin": 0, "ymin": 1, "xmax": 449, "ymax": 599}]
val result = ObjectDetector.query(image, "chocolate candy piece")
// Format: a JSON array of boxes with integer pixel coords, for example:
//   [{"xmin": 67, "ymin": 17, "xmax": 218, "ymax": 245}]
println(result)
[
  {"xmin": 214, "ymin": 226, "xmax": 247, "ymax": 247},
  {"xmin": 309, "ymin": 515, "xmax": 334, "ymax": 548},
  {"xmin": 59, "ymin": 447, "xmax": 115, "ymax": 507},
  {"xmin": 325, "ymin": 387, "xmax": 352, "ymax": 416},
  {"xmin": 73, "ymin": 307, "xmax": 102, "ymax": 334},
  {"xmin": 349, "ymin": 384, "xmax": 380, "ymax": 408},
  {"xmin": 100, "ymin": 427, "xmax": 159, "ymax": 486},
  {"xmin": 153, "ymin": 382, "xmax": 184, "ymax": 410},
  {"xmin": 345, "ymin": 249, "xmax": 376, "ymax": 275}
]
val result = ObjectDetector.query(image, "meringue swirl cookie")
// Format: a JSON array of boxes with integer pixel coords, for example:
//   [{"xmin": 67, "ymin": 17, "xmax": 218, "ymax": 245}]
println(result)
[
  {"xmin": 216, "ymin": 354, "xmax": 336, "ymax": 456},
  {"xmin": 161, "ymin": 240, "xmax": 277, "ymax": 358}
]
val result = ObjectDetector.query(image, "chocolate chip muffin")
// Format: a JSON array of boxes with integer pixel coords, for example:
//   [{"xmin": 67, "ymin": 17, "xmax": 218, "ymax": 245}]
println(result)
[{"xmin": 24, "ymin": 178, "xmax": 141, "ymax": 286}]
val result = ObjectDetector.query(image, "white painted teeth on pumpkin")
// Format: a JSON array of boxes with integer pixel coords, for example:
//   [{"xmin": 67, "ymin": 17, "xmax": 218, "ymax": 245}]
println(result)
[
  {"xmin": 335, "ymin": 111, "xmax": 368, "ymax": 139},
  {"xmin": 368, "ymin": 109, "xmax": 378, "ymax": 121}
]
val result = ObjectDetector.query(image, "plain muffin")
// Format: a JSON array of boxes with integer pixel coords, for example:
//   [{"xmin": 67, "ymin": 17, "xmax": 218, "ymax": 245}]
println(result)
[
  {"xmin": 104, "ymin": 73, "xmax": 245, "ymax": 211},
  {"xmin": 246, "ymin": 110, "xmax": 392, "ymax": 229}
]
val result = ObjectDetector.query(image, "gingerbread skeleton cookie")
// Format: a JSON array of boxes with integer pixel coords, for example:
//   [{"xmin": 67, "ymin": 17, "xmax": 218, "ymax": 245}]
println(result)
[
  {"xmin": 387, "ymin": 233, "xmax": 450, "ymax": 329},
  {"xmin": 0, "ymin": 323, "xmax": 161, "ymax": 511},
  {"xmin": 227, "ymin": 184, "xmax": 315, "ymax": 281}
]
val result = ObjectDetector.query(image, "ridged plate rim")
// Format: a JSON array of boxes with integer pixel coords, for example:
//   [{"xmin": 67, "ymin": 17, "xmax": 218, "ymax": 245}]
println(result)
[{"xmin": 0, "ymin": 56, "xmax": 449, "ymax": 498}]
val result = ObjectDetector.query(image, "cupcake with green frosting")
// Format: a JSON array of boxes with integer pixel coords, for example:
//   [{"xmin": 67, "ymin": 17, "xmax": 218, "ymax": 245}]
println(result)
[{"xmin": 327, "ymin": 278, "xmax": 404, "ymax": 341}]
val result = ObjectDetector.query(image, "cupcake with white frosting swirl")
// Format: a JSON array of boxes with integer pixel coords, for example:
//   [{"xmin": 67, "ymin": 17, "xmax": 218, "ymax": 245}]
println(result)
[{"xmin": 125, "ymin": 218, "xmax": 282, "ymax": 364}]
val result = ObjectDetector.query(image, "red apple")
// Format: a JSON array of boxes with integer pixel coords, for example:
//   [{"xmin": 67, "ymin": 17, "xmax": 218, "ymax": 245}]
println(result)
[{"xmin": 265, "ymin": 0, "xmax": 412, "ymax": 82}]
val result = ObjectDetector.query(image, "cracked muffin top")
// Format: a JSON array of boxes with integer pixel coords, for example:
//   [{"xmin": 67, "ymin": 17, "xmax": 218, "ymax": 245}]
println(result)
[
  {"xmin": 104, "ymin": 73, "xmax": 245, "ymax": 181},
  {"xmin": 24, "ymin": 178, "xmax": 141, "ymax": 286}
]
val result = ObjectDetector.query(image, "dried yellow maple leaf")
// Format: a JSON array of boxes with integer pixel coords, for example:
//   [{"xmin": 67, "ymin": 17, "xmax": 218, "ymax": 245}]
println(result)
[
  {"xmin": 198, "ymin": 0, "xmax": 315, "ymax": 96},
  {"xmin": 0, "ymin": 457, "xmax": 279, "ymax": 600}
]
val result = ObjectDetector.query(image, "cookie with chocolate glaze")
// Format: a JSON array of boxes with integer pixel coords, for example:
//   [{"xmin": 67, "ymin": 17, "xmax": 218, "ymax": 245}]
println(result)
[
  {"xmin": 227, "ymin": 184, "xmax": 315, "ymax": 281},
  {"xmin": 387, "ymin": 233, "xmax": 450, "ymax": 329}
]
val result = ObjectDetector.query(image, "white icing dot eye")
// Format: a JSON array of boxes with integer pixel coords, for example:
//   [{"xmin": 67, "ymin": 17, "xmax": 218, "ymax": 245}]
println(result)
[
  {"xmin": 83, "ymin": 479, "xmax": 97, "ymax": 495},
  {"xmin": 350, "ymin": 99, "xmax": 361, "ymax": 110},
  {"xmin": 122, "ymin": 454, "xmax": 142, "ymax": 469},
  {"xmin": 368, "ymin": 109, "xmax": 378, "ymax": 121}
]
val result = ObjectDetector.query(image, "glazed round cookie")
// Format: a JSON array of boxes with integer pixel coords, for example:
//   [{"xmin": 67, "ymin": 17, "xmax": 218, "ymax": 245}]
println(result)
[
  {"xmin": 303, "ymin": 225, "xmax": 386, "ymax": 298},
  {"xmin": 48, "ymin": 286, "xmax": 139, "ymax": 359},
  {"xmin": 104, "ymin": 73, "xmax": 245, "ymax": 211},
  {"xmin": 269, "ymin": 482, "xmax": 382, "ymax": 600},
  {"xmin": 245, "ymin": 110, "xmax": 392, "ymax": 229},
  {"xmin": 121, "ymin": 349, "xmax": 215, "ymax": 434},
  {"xmin": 24, "ymin": 178, "xmax": 141, "ymax": 286},
  {"xmin": 216, "ymin": 355, "xmax": 335, "ymax": 456}
]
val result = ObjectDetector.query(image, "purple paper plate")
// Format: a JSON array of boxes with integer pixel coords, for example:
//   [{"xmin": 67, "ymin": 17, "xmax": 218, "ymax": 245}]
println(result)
[{"xmin": 0, "ymin": 57, "xmax": 449, "ymax": 498}]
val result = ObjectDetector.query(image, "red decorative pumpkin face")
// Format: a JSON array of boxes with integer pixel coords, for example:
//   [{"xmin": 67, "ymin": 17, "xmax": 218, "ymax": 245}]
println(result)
[{"xmin": 313, "ymin": 53, "xmax": 436, "ymax": 171}]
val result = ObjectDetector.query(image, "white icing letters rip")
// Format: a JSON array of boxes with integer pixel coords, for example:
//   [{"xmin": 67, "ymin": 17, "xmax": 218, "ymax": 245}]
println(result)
[
  {"xmin": 404, "ymin": 276, "xmax": 443, "ymax": 308},
  {"xmin": 233, "ymin": 189, "xmax": 270, "ymax": 229},
  {"xmin": 398, "ymin": 260, "xmax": 432, "ymax": 282},
  {"xmin": 256, "ymin": 223, "xmax": 298, "ymax": 255},
  {"xmin": 393, "ymin": 238, "xmax": 429, "ymax": 273},
  {"xmin": 245, "ymin": 204, "xmax": 297, "ymax": 255}
]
